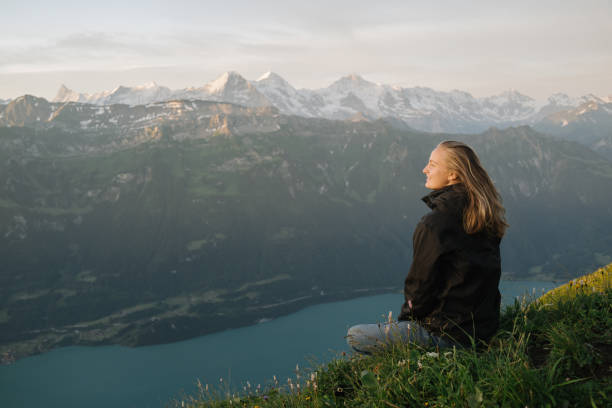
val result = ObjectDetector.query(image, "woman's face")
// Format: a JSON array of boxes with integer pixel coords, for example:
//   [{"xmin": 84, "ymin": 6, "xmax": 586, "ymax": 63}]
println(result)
[{"xmin": 423, "ymin": 146, "xmax": 457, "ymax": 190}]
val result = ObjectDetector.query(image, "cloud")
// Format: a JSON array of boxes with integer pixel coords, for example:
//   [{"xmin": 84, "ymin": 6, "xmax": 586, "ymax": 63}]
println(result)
[
  {"xmin": 0, "ymin": 31, "xmax": 192, "ymax": 73},
  {"xmin": 0, "ymin": 0, "xmax": 610, "ymax": 99},
  {"xmin": 54, "ymin": 32, "xmax": 125, "ymax": 50},
  {"xmin": 0, "ymin": 25, "xmax": 317, "ymax": 73},
  {"xmin": 0, "ymin": 33, "xmax": 133, "ymax": 71}
]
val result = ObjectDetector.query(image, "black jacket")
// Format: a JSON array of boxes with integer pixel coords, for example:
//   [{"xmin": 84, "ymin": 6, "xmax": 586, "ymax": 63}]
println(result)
[{"xmin": 398, "ymin": 184, "xmax": 502, "ymax": 346}]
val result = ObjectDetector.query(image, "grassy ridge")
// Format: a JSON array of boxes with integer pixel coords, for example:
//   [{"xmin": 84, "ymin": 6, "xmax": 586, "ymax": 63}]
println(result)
[{"xmin": 177, "ymin": 264, "xmax": 611, "ymax": 407}]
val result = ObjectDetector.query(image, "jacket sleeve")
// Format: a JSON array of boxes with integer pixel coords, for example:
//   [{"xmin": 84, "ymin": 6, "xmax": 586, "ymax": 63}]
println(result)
[{"xmin": 399, "ymin": 220, "xmax": 446, "ymax": 320}]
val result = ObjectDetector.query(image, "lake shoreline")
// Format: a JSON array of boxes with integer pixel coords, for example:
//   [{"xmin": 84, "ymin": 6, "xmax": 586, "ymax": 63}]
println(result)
[
  {"xmin": 1, "ymin": 278, "xmax": 563, "ymax": 366},
  {"xmin": 0, "ymin": 285, "xmax": 401, "ymax": 365}
]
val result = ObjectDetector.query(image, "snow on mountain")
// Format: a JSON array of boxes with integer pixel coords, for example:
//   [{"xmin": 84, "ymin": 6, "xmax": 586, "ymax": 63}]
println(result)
[
  {"xmin": 53, "ymin": 82, "xmax": 173, "ymax": 106},
  {"xmin": 545, "ymin": 93, "xmax": 606, "ymax": 108},
  {"xmin": 55, "ymin": 72, "xmax": 272, "ymax": 109},
  {"xmin": 528, "ymin": 93, "xmax": 608, "ymax": 122},
  {"xmin": 547, "ymin": 93, "xmax": 579, "ymax": 107},
  {"xmin": 106, "ymin": 82, "xmax": 173, "ymax": 106},
  {"xmin": 252, "ymin": 71, "xmax": 319, "ymax": 116},
  {"xmin": 289, "ymin": 76, "xmax": 542, "ymax": 130},
  {"xmin": 479, "ymin": 90, "xmax": 538, "ymax": 122},
  {"xmin": 53, "ymin": 85, "xmax": 88, "ymax": 103},
  {"xmin": 45, "ymin": 71, "xmax": 609, "ymax": 133},
  {"xmin": 315, "ymin": 74, "xmax": 388, "ymax": 119},
  {"xmin": 171, "ymin": 71, "xmax": 271, "ymax": 108},
  {"xmin": 257, "ymin": 74, "xmax": 542, "ymax": 128},
  {"xmin": 204, "ymin": 71, "xmax": 237, "ymax": 94},
  {"xmin": 398, "ymin": 87, "xmax": 481, "ymax": 117},
  {"xmin": 199, "ymin": 71, "xmax": 271, "ymax": 107}
]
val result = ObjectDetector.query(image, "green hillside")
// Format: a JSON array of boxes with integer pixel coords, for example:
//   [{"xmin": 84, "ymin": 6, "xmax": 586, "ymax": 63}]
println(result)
[{"xmin": 177, "ymin": 264, "xmax": 612, "ymax": 407}]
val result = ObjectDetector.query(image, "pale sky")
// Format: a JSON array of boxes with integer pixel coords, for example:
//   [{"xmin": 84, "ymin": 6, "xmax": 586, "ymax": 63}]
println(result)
[{"xmin": 1, "ymin": 0, "xmax": 610, "ymax": 101}]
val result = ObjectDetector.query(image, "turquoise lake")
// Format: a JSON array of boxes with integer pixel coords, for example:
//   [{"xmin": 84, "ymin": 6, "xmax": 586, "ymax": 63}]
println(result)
[{"xmin": 0, "ymin": 281, "xmax": 559, "ymax": 408}]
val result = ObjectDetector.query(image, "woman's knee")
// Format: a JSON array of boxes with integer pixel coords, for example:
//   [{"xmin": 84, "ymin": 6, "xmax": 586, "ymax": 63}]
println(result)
[
  {"xmin": 346, "ymin": 324, "xmax": 367, "ymax": 345},
  {"xmin": 346, "ymin": 323, "xmax": 381, "ymax": 353}
]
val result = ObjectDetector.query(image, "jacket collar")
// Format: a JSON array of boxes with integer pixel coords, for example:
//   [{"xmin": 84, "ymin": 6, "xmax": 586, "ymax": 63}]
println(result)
[{"xmin": 422, "ymin": 183, "xmax": 466, "ymax": 210}]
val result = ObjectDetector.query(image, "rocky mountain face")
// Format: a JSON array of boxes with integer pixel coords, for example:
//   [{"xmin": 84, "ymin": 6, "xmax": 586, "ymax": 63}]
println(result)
[
  {"xmin": 2, "ymin": 98, "xmax": 612, "ymax": 360},
  {"xmin": 0, "ymin": 95, "xmax": 280, "ymax": 155}
]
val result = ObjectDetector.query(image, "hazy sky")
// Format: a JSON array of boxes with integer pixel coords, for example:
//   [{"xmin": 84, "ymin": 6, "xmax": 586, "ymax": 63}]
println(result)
[{"xmin": 1, "ymin": 0, "xmax": 610, "ymax": 101}]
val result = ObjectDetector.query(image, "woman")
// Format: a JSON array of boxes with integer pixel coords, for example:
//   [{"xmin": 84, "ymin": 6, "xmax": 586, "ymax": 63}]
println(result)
[{"xmin": 346, "ymin": 141, "xmax": 508, "ymax": 353}]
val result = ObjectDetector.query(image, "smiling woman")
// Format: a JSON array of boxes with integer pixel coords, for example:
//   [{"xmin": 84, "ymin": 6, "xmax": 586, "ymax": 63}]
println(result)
[{"xmin": 423, "ymin": 145, "xmax": 459, "ymax": 190}]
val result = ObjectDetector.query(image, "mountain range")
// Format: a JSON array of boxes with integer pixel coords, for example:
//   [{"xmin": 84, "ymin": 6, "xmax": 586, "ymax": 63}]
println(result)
[
  {"xmin": 48, "ymin": 71, "xmax": 610, "ymax": 126},
  {"xmin": 4, "ymin": 71, "xmax": 610, "ymax": 158},
  {"xmin": 1, "ymin": 94, "xmax": 612, "ymax": 360}
]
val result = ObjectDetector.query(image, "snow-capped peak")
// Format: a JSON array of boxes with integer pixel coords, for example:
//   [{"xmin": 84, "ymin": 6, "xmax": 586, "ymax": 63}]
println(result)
[
  {"xmin": 254, "ymin": 71, "xmax": 294, "ymax": 90},
  {"xmin": 57, "ymin": 84, "xmax": 71, "ymax": 94},
  {"xmin": 257, "ymin": 71, "xmax": 275, "ymax": 81},
  {"xmin": 55, "ymin": 84, "xmax": 74, "ymax": 99},
  {"xmin": 53, "ymin": 84, "xmax": 84, "ymax": 103},
  {"xmin": 345, "ymin": 73, "xmax": 366, "ymax": 82},
  {"xmin": 204, "ymin": 71, "xmax": 247, "ymax": 94},
  {"xmin": 256, "ymin": 71, "xmax": 288, "ymax": 84},
  {"xmin": 205, "ymin": 72, "xmax": 231, "ymax": 93},
  {"xmin": 488, "ymin": 89, "xmax": 534, "ymax": 104},
  {"xmin": 329, "ymin": 73, "xmax": 375, "ymax": 89}
]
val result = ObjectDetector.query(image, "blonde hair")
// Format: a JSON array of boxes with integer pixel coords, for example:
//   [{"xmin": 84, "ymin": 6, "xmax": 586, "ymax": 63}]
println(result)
[{"xmin": 439, "ymin": 140, "xmax": 508, "ymax": 237}]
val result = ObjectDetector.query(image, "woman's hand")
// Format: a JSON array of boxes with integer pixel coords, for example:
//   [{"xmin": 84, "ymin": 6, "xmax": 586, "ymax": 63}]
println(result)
[{"xmin": 385, "ymin": 310, "xmax": 393, "ymax": 335}]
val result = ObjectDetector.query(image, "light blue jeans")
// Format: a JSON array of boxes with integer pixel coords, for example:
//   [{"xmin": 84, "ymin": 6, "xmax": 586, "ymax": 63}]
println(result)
[{"xmin": 346, "ymin": 320, "xmax": 457, "ymax": 354}]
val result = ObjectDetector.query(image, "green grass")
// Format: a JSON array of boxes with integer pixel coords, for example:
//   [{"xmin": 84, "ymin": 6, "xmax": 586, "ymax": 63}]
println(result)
[
  {"xmin": 536, "ymin": 263, "xmax": 611, "ymax": 306},
  {"xmin": 175, "ymin": 264, "xmax": 611, "ymax": 408}
]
